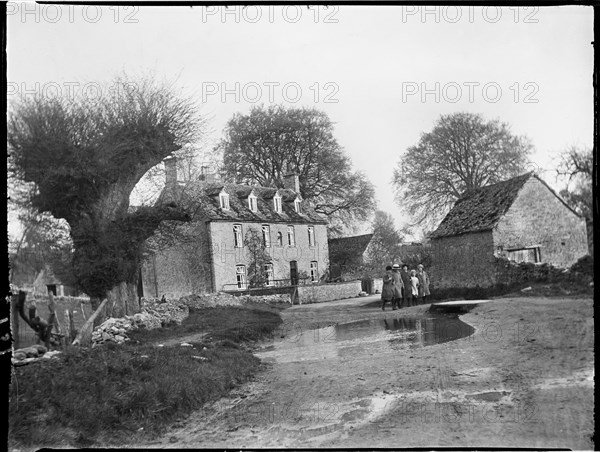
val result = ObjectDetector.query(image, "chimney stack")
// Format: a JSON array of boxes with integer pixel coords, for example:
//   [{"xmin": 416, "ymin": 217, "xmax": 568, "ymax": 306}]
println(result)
[
  {"xmin": 198, "ymin": 165, "xmax": 222, "ymax": 183},
  {"xmin": 284, "ymin": 172, "xmax": 300, "ymax": 193},
  {"xmin": 164, "ymin": 156, "xmax": 177, "ymax": 187}
]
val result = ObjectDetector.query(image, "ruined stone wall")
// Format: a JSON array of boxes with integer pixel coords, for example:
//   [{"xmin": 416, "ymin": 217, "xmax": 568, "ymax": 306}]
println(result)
[
  {"xmin": 430, "ymin": 231, "xmax": 496, "ymax": 289},
  {"xmin": 296, "ymin": 280, "xmax": 362, "ymax": 304},
  {"xmin": 209, "ymin": 221, "xmax": 329, "ymax": 292},
  {"xmin": 493, "ymin": 177, "xmax": 589, "ymax": 269}
]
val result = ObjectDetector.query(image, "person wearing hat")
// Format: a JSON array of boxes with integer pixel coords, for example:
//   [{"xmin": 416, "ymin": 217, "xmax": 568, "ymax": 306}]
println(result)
[
  {"xmin": 381, "ymin": 265, "xmax": 395, "ymax": 311},
  {"xmin": 391, "ymin": 263, "xmax": 404, "ymax": 310},
  {"xmin": 417, "ymin": 264, "xmax": 431, "ymax": 304},
  {"xmin": 400, "ymin": 264, "xmax": 412, "ymax": 307}
]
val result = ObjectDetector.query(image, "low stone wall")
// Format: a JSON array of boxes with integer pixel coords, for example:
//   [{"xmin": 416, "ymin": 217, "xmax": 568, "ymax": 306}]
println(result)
[
  {"xmin": 224, "ymin": 286, "xmax": 293, "ymax": 298},
  {"xmin": 296, "ymin": 280, "xmax": 362, "ymax": 304}
]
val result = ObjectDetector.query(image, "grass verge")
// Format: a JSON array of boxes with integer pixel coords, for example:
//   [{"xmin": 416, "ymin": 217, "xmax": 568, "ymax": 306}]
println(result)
[{"xmin": 9, "ymin": 303, "xmax": 284, "ymax": 449}]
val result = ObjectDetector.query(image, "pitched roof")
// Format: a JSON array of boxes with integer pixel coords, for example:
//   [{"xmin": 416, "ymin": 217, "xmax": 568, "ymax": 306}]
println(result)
[
  {"xmin": 157, "ymin": 180, "xmax": 326, "ymax": 224},
  {"xmin": 429, "ymin": 173, "xmax": 533, "ymax": 239},
  {"xmin": 328, "ymin": 233, "xmax": 374, "ymax": 256}
]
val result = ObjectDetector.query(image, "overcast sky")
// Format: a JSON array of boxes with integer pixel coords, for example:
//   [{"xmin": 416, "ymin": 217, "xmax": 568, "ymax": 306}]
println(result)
[{"xmin": 7, "ymin": 4, "xmax": 594, "ymax": 238}]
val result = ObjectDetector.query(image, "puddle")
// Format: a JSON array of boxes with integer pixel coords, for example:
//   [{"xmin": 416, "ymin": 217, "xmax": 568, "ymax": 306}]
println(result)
[
  {"xmin": 465, "ymin": 391, "xmax": 511, "ymax": 402},
  {"xmin": 258, "ymin": 316, "xmax": 474, "ymax": 363}
]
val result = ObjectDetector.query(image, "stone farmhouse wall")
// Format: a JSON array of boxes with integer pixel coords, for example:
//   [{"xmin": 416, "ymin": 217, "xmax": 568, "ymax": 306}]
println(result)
[
  {"xmin": 210, "ymin": 220, "xmax": 329, "ymax": 292},
  {"xmin": 297, "ymin": 280, "xmax": 362, "ymax": 304},
  {"xmin": 493, "ymin": 177, "xmax": 588, "ymax": 269},
  {"xmin": 142, "ymin": 219, "xmax": 329, "ymax": 297},
  {"xmin": 430, "ymin": 231, "xmax": 496, "ymax": 289}
]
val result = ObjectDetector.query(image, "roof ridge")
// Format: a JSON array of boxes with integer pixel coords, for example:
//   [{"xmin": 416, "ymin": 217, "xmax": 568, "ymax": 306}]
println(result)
[{"xmin": 429, "ymin": 172, "xmax": 534, "ymax": 239}]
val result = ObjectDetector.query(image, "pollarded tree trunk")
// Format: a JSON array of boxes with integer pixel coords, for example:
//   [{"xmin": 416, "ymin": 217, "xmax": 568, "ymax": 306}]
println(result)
[
  {"xmin": 72, "ymin": 180, "xmax": 188, "ymax": 326},
  {"xmin": 90, "ymin": 280, "xmax": 140, "ymax": 327},
  {"xmin": 106, "ymin": 280, "xmax": 140, "ymax": 318}
]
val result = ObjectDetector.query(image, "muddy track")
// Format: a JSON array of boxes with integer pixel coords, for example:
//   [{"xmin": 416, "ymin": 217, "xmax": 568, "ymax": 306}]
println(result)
[{"xmin": 135, "ymin": 295, "xmax": 594, "ymax": 449}]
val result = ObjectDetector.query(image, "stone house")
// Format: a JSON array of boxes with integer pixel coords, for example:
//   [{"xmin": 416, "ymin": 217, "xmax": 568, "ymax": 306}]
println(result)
[
  {"xmin": 32, "ymin": 266, "xmax": 80, "ymax": 297},
  {"xmin": 429, "ymin": 173, "xmax": 588, "ymax": 289},
  {"xmin": 140, "ymin": 158, "xmax": 330, "ymax": 298}
]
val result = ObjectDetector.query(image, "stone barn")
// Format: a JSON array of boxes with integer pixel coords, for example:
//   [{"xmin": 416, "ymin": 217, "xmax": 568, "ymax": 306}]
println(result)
[
  {"xmin": 328, "ymin": 233, "xmax": 374, "ymax": 267},
  {"xmin": 429, "ymin": 173, "xmax": 588, "ymax": 289}
]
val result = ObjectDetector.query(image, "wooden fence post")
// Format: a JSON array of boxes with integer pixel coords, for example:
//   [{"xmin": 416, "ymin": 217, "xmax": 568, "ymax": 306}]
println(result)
[
  {"xmin": 48, "ymin": 292, "xmax": 64, "ymax": 346},
  {"xmin": 11, "ymin": 293, "xmax": 20, "ymax": 350}
]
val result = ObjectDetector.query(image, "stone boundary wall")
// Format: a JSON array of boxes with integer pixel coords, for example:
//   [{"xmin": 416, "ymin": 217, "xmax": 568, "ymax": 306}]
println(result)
[
  {"xmin": 296, "ymin": 280, "xmax": 362, "ymax": 304},
  {"xmin": 224, "ymin": 286, "xmax": 293, "ymax": 297}
]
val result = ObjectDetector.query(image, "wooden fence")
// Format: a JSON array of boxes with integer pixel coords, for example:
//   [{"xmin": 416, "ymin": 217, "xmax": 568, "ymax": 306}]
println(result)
[{"xmin": 11, "ymin": 293, "xmax": 94, "ymax": 349}]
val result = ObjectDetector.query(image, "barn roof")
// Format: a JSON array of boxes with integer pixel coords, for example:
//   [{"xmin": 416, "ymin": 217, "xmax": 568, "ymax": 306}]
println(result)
[
  {"xmin": 328, "ymin": 233, "xmax": 374, "ymax": 256},
  {"xmin": 157, "ymin": 180, "xmax": 326, "ymax": 225},
  {"xmin": 429, "ymin": 173, "xmax": 533, "ymax": 239}
]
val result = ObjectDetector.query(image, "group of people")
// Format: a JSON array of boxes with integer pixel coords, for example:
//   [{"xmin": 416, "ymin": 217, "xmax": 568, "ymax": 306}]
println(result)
[{"xmin": 381, "ymin": 263, "xmax": 430, "ymax": 311}]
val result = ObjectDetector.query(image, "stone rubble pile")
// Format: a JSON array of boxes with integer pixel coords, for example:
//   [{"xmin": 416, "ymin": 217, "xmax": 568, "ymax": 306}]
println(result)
[
  {"xmin": 92, "ymin": 317, "xmax": 135, "ymax": 345},
  {"xmin": 179, "ymin": 292, "xmax": 243, "ymax": 308},
  {"xmin": 179, "ymin": 291, "xmax": 291, "ymax": 308},
  {"xmin": 142, "ymin": 299, "xmax": 189, "ymax": 325},
  {"xmin": 12, "ymin": 344, "xmax": 62, "ymax": 366},
  {"xmin": 241, "ymin": 293, "xmax": 291, "ymax": 304},
  {"xmin": 91, "ymin": 299, "xmax": 190, "ymax": 346}
]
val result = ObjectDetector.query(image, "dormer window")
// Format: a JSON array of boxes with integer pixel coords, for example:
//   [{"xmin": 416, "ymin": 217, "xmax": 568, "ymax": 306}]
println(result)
[
  {"xmin": 294, "ymin": 198, "xmax": 301, "ymax": 214},
  {"xmin": 219, "ymin": 191, "xmax": 230, "ymax": 210},
  {"xmin": 273, "ymin": 193, "xmax": 282, "ymax": 213},
  {"xmin": 248, "ymin": 192, "xmax": 258, "ymax": 212}
]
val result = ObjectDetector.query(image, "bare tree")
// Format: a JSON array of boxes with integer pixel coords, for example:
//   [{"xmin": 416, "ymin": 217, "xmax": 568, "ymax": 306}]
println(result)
[
  {"xmin": 556, "ymin": 145, "xmax": 593, "ymax": 253},
  {"xmin": 365, "ymin": 211, "xmax": 405, "ymax": 268},
  {"xmin": 215, "ymin": 105, "xmax": 377, "ymax": 236},
  {"xmin": 392, "ymin": 112, "xmax": 533, "ymax": 230}
]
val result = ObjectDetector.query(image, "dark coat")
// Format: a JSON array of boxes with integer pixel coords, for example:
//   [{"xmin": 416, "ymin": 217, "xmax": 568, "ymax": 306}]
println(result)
[
  {"xmin": 400, "ymin": 270, "xmax": 412, "ymax": 295},
  {"xmin": 381, "ymin": 272, "xmax": 395, "ymax": 300},
  {"xmin": 417, "ymin": 270, "xmax": 430, "ymax": 297},
  {"xmin": 391, "ymin": 270, "xmax": 403, "ymax": 298}
]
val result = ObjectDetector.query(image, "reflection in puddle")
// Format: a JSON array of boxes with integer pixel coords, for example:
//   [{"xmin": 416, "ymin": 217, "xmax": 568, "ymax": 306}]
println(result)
[{"xmin": 258, "ymin": 316, "xmax": 474, "ymax": 363}]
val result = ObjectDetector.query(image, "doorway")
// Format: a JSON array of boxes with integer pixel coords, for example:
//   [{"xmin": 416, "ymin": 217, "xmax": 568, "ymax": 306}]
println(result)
[{"xmin": 289, "ymin": 261, "xmax": 298, "ymax": 285}]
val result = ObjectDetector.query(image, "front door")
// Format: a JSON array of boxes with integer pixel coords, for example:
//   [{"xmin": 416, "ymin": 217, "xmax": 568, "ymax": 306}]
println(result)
[{"xmin": 290, "ymin": 261, "xmax": 298, "ymax": 285}]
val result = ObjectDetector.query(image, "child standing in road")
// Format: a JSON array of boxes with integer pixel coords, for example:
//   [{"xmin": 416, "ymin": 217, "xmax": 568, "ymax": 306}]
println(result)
[{"xmin": 410, "ymin": 269, "xmax": 419, "ymax": 307}]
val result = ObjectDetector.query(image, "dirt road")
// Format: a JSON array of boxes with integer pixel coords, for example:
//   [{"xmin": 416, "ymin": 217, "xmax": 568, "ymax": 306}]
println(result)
[{"xmin": 139, "ymin": 295, "xmax": 594, "ymax": 449}]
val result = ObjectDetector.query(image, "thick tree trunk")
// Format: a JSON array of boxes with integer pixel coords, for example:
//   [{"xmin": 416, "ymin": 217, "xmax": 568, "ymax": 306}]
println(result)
[
  {"xmin": 105, "ymin": 281, "xmax": 140, "ymax": 319},
  {"xmin": 89, "ymin": 280, "xmax": 139, "ymax": 327}
]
